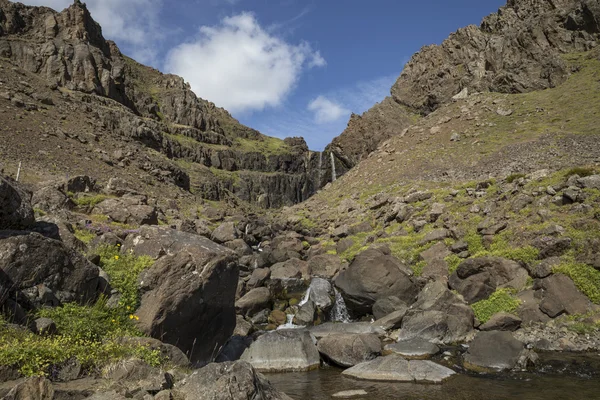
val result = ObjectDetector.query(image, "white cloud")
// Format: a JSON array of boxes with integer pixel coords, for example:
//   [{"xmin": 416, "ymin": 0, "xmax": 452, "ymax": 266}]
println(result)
[
  {"xmin": 20, "ymin": 0, "xmax": 164, "ymax": 64},
  {"xmin": 165, "ymin": 12, "xmax": 325, "ymax": 113},
  {"xmin": 307, "ymin": 96, "xmax": 349, "ymax": 124}
]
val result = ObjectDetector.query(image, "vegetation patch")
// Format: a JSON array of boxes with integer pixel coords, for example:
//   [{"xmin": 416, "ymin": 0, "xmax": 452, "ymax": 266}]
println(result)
[
  {"xmin": 70, "ymin": 194, "xmax": 112, "ymax": 208},
  {"xmin": 96, "ymin": 245, "xmax": 155, "ymax": 312},
  {"xmin": 73, "ymin": 227, "xmax": 96, "ymax": 244},
  {"xmin": 446, "ymin": 254, "xmax": 463, "ymax": 274},
  {"xmin": 471, "ymin": 288, "xmax": 521, "ymax": 323},
  {"xmin": 506, "ymin": 173, "xmax": 526, "ymax": 183},
  {"xmin": 0, "ymin": 245, "xmax": 160, "ymax": 377}
]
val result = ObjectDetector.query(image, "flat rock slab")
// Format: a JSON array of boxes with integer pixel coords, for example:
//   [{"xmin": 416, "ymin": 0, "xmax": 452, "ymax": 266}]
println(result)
[
  {"xmin": 332, "ymin": 389, "xmax": 369, "ymax": 398},
  {"xmin": 463, "ymin": 331, "xmax": 524, "ymax": 372},
  {"xmin": 241, "ymin": 329, "xmax": 320, "ymax": 372},
  {"xmin": 342, "ymin": 354, "xmax": 455, "ymax": 383},
  {"xmin": 309, "ymin": 323, "xmax": 385, "ymax": 339},
  {"xmin": 383, "ymin": 339, "xmax": 440, "ymax": 359}
]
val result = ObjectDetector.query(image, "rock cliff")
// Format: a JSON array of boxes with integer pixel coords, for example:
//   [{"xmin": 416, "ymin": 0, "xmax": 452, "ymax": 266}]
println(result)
[
  {"xmin": 0, "ymin": 0, "xmax": 326, "ymax": 208},
  {"xmin": 328, "ymin": 0, "xmax": 600, "ymax": 177}
]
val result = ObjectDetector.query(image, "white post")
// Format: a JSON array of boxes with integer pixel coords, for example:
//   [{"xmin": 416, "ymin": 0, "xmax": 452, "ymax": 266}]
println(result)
[{"xmin": 15, "ymin": 162, "xmax": 22, "ymax": 182}]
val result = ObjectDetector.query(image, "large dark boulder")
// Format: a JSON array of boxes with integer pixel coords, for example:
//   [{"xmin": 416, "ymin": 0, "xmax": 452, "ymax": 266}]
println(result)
[
  {"xmin": 174, "ymin": 361, "xmax": 292, "ymax": 400},
  {"xmin": 538, "ymin": 274, "xmax": 592, "ymax": 317},
  {"xmin": 463, "ymin": 331, "xmax": 528, "ymax": 372},
  {"xmin": 449, "ymin": 257, "xmax": 529, "ymax": 304},
  {"xmin": 0, "ymin": 232, "xmax": 100, "ymax": 314},
  {"xmin": 0, "ymin": 176, "xmax": 34, "ymax": 230},
  {"xmin": 398, "ymin": 281, "xmax": 474, "ymax": 344},
  {"xmin": 334, "ymin": 247, "xmax": 418, "ymax": 316},
  {"xmin": 136, "ymin": 238, "xmax": 238, "ymax": 364},
  {"xmin": 317, "ymin": 333, "xmax": 381, "ymax": 367},
  {"xmin": 240, "ymin": 329, "xmax": 320, "ymax": 372}
]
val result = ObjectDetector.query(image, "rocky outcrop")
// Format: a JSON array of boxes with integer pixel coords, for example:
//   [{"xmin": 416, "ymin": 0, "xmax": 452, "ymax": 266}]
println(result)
[
  {"xmin": 0, "ymin": 0, "xmax": 329, "ymax": 208},
  {"xmin": 0, "ymin": 176, "xmax": 34, "ymax": 230},
  {"xmin": 174, "ymin": 361, "xmax": 292, "ymax": 400},
  {"xmin": 335, "ymin": 247, "xmax": 418, "ymax": 316},
  {"xmin": 0, "ymin": 231, "xmax": 101, "ymax": 321},
  {"xmin": 325, "ymin": 0, "xmax": 600, "ymax": 179},
  {"xmin": 135, "ymin": 239, "xmax": 239, "ymax": 364},
  {"xmin": 240, "ymin": 329, "xmax": 320, "ymax": 372}
]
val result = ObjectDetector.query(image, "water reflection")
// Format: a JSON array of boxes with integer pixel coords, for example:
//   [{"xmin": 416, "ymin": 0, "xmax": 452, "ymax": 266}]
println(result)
[{"xmin": 266, "ymin": 365, "xmax": 600, "ymax": 400}]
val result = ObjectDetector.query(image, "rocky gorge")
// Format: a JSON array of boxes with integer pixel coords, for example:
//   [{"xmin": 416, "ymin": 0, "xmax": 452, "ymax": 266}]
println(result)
[{"xmin": 1, "ymin": 0, "xmax": 600, "ymax": 399}]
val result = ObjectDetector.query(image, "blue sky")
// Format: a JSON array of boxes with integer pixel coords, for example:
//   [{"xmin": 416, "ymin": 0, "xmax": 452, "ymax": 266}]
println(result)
[{"xmin": 23, "ymin": 0, "xmax": 506, "ymax": 150}]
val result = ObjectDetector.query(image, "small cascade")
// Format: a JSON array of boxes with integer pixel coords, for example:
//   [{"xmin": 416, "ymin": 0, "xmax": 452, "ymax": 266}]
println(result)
[
  {"xmin": 330, "ymin": 288, "xmax": 351, "ymax": 323},
  {"xmin": 298, "ymin": 287, "xmax": 311, "ymax": 307},
  {"xmin": 330, "ymin": 152, "xmax": 337, "ymax": 182},
  {"xmin": 277, "ymin": 314, "xmax": 305, "ymax": 330}
]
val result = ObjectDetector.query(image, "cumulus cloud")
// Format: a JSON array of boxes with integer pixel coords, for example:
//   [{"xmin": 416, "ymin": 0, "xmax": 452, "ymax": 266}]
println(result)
[
  {"xmin": 21, "ymin": 0, "xmax": 164, "ymax": 64},
  {"xmin": 165, "ymin": 12, "xmax": 325, "ymax": 113},
  {"xmin": 307, "ymin": 96, "xmax": 350, "ymax": 124}
]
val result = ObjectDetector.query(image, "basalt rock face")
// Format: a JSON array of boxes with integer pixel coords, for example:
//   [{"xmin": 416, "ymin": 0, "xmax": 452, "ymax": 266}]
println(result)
[
  {"xmin": 326, "ymin": 0, "xmax": 600, "ymax": 179},
  {"xmin": 0, "ymin": 0, "xmax": 326, "ymax": 208}
]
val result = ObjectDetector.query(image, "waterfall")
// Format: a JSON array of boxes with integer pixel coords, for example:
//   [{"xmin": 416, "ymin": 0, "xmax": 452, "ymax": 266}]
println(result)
[
  {"xmin": 298, "ymin": 287, "xmax": 311, "ymax": 307},
  {"xmin": 317, "ymin": 152, "xmax": 323, "ymax": 187},
  {"xmin": 277, "ymin": 314, "xmax": 306, "ymax": 330},
  {"xmin": 330, "ymin": 152, "xmax": 337, "ymax": 182},
  {"xmin": 330, "ymin": 288, "xmax": 350, "ymax": 323}
]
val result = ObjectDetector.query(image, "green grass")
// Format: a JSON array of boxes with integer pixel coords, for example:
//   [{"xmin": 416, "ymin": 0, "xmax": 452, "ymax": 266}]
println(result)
[
  {"xmin": 73, "ymin": 227, "xmax": 96, "ymax": 244},
  {"xmin": 565, "ymin": 166, "xmax": 598, "ymax": 178},
  {"xmin": 233, "ymin": 136, "xmax": 291, "ymax": 156},
  {"xmin": 471, "ymin": 288, "xmax": 521, "ymax": 323},
  {"xmin": 506, "ymin": 173, "xmax": 526, "ymax": 183},
  {"xmin": 0, "ymin": 246, "xmax": 161, "ymax": 377},
  {"xmin": 95, "ymin": 245, "xmax": 155, "ymax": 312},
  {"xmin": 446, "ymin": 254, "xmax": 463, "ymax": 274},
  {"xmin": 71, "ymin": 194, "xmax": 112, "ymax": 208}
]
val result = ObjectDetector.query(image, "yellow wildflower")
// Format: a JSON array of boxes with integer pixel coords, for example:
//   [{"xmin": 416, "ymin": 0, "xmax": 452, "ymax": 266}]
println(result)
[
  {"xmin": 129, "ymin": 314, "xmax": 134, "ymax": 319},
  {"xmin": 114, "ymin": 255, "xmax": 119, "ymax": 260}
]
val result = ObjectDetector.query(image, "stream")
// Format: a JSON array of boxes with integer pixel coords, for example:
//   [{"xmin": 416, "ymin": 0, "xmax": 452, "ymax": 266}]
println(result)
[{"xmin": 267, "ymin": 352, "xmax": 600, "ymax": 400}]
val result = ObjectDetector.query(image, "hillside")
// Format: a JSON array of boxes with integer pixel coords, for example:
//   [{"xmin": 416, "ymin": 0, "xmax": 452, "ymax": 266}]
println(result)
[
  {"xmin": 326, "ymin": 0, "xmax": 600, "ymax": 177},
  {"xmin": 0, "ymin": 0, "xmax": 326, "ymax": 209}
]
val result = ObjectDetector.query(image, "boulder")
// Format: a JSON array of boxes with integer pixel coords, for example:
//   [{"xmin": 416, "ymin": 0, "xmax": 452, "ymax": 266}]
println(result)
[
  {"xmin": 215, "ymin": 336, "xmax": 253, "ymax": 363},
  {"xmin": 122, "ymin": 226, "xmax": 228, "ymax": 260},
  {"xmin": 578, "ymin": 175, "xmax": 600, "ymax": 190},
  {"xmin": 3, "ymin": 377, "xmax": 54, "ymax": 400},
  {"xmin": 136, "ymin": 244, "xmax": 238, "ymax": 363},
  {"xmin": 335, "ymin": 247, "xmax": 418, "ymax": 316},
  {"xmin": 31, "ymin": 186, "xmax": 73, "ymax": 213},
  {"xmin": 270, "ymin": 258, "xmax": 309, "ymax": 280},
  {"xmin": 533, "ymin": 237, "xmax": 572, "ymax": 259},
  {"xmin": 246, "ymin": 268, "xmax": 271, "ymax": 290},
  {"xmin": 29, "ymin": 317, "xmax": 57, "ymax": 335},
  {"xmin": 0, "ymin": 176, "xmax": 35, "ymax": 230},
  {"xmin": 479, "ymin": 312, "xmax": 522, "ymax": 332},
  {"xmin": 372, "ymin": 296, "xmax": 407, "ymax": 320},
  {"xmin": 309, "ymin": 322, "xmax": 385, "ymax": 339},
  {"xmin": 211, "ymin": 222, "xmax": 240, "ymax": 244},
  {"xmin": 307, "ymin": 277, "xmax": 334, "ymax": 312},
  {"xmin": 342, "ymin": 354, "xmax": 455, "ymax": 383},
  {"xmin": 373, "ymin": 308, "xmax": 407, "ymax": 331},
  {"xmin": 0, "ymin": 232, "xmax": 100, "ymax": 308},
  {"xmin": 463, "ymin": 331, "xmax": 526, "ymax": 372},
  {"xmin": 538, "ymin": 274, "xmax": 592, "ymax": 317},
  {"xmin": 92, "ymin": 197, "xmax": 158, "ymax": 226},
  {"xmin": 240, "ymin": 329, "xmax": 320, "ymax": 372},
  {"xmin": 383, "ymin": 338, "xmax": 440, "ymax": 359},
  {"xmin": 317, "ymin": 334, "xmax": 381, "ymax": 367},
  {"xmin": 174, "ymin": 361, "xmax": 292, "ymax": 400},
  {"xmin": 293, "ymin": 299, "xmax": 316, "ymax": 326},
  {"xmin": 308, "ymin": 254, "xmax": 342, "ymax": 279},
  {"xmin": 420, "ymin": 229, "xmax": 451, "ymax": 244},
  {"xmin": 117, "ymin": 337, "xmax": 190, "ymax": 368},
  {"xmin": 398, "ymin": 281, "xmax": 474, "ymax": 344},
  {"xmin": 449, "ymin": 257, "xmax": 529, "ymax": 304},
  {"xmin": 235, "ymin": 287, "xmax": 272, "ymax": 317}
]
